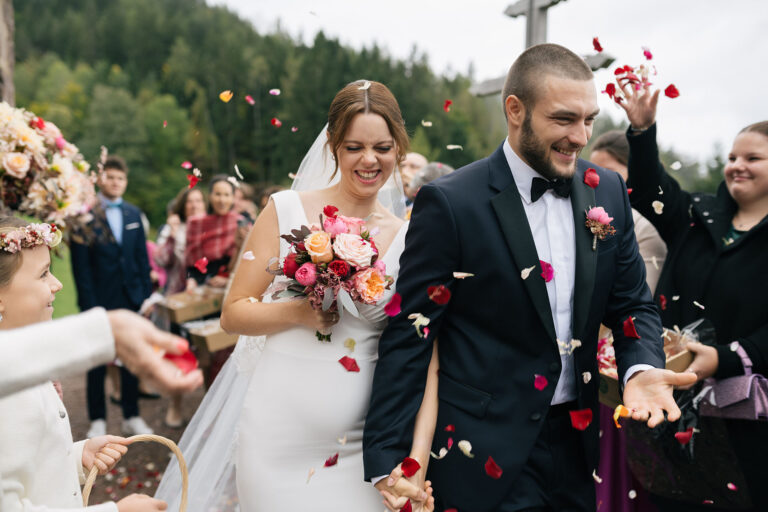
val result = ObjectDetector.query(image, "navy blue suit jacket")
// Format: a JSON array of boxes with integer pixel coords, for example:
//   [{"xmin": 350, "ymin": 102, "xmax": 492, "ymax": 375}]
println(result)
[
  {"xmin": 70, "ymin": 202, "xmax": 152, "ymax": 312},
  {"xmin": 363, "ymin": 143, "xmax": 664, "ymax": 511}
]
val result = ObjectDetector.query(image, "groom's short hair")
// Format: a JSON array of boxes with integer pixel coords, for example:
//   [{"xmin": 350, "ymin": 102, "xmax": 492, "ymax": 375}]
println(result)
[{"xmin": 502, "ymin": 43, "xmax": 593, "ymax": 117}]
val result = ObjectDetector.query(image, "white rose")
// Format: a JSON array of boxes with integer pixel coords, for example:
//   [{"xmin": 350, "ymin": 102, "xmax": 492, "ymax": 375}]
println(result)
[
  {"xmin": 2, "ymin": 152, "xmax": 31, "ymax": 179},
  {"xmin": 332, "ymin": 233, "xmax": 374, "ymax": 268}
]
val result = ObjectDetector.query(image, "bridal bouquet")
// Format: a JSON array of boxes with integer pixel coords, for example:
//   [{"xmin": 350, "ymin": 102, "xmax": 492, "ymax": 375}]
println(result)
[
  {"xmin": 0, "ymin": 102, "xmax": 96, "ymax": 229},
  {"xmin": 269, "ymin": 205, "xmax": 393, "ymax": 341}
]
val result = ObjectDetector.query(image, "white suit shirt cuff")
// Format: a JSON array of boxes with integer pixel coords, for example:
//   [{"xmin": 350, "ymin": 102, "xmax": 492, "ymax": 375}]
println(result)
[{"xmin": 623, "ymin": 363, "xmax": 655, "ymax": 386}]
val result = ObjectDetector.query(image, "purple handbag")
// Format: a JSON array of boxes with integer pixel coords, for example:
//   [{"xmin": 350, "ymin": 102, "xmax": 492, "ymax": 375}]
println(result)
[{"xmin": 699, "ymin": 341, "xmax": 768, "ymax": 421}]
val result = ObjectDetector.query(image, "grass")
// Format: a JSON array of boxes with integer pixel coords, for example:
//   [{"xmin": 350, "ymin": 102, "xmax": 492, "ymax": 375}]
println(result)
[{"xmin": 51, "ymin": 244, "xmax": 80, "ymax": 319}]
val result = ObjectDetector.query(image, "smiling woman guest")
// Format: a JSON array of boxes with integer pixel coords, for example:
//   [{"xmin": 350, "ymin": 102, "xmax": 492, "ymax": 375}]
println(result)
[{"xmin": 620, "ymin": 80, "xmax": 768, "ymax": 510}]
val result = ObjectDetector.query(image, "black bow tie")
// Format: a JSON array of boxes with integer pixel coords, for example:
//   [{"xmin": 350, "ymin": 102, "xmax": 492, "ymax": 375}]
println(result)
[{"xmin": 530, "ymin": 177, "xmax": 572, "ymax": 202}]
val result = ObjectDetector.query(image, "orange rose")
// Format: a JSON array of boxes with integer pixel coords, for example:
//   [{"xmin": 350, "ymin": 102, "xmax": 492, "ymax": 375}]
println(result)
[
  {"xmin": 352, "ymin": 267, "xmax": 387, "ymax": 304},
  {"xmin": 305, "ymin": 231, "xmax": 333, "ymax": 264}
]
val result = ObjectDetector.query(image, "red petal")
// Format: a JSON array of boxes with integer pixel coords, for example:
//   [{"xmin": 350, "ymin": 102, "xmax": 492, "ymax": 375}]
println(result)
[
  {"xmin": 186, "ymin": 174, "xmax": 199, "ymax": 189},
  {"xmin": 194, "ymin": 257, "xmax": 208, "ymax": 273},
  {"xmin": 674, "ymin": 427, "xmax": 694, "ymax": 445},
  {"xmin": 163, "ymin": 120, "xmax": 168, "ymax": 128},
  {"xmin": 427, "ymin": 285, "xmax": 452, "ymax": 305},
  {"xmin": 643, "ymin": 47, "xmax": 653, "ymax": 60},
  {"xmin": 539, "ymin": 260, "xmax": 554, "ymax": 282},
  {"xmin": 584, "ymin": 168, "xmax": 600, "ymax": 189},
  {"xmin": 163, "ymin": 350, "xmax": 198, "ymax": 374},
  {"xmin": 338, "ymin": 356, "xmax": 360, "ymax": 372},
  {"xmin": 627, "ymin": 188, "xmax": 633, "ymax": 195},
  {"xmin": 659, "ymin": 294, "xmax": 667, "ymax": 311},
  {"xmin": 664, "ymin": 84, "xmax": 680, "ymax": 98},
  {"xmin": 245, "ymin": 94, "xmax": 255, "ymax": 105},
  {"xmin": 446, "ymin": 437, "xmax": 454, "ymax": 449},
  {"xmin": 445, "ymin": 509, "xmax": 458, "ymax": 512},
  {"xmin": 623, "ymin": 316, "xmax": 640, "ymax": 339},
  {"xmin": 602, "ymin": 83, "xmax": 616, "ymax": 98},
  {"xmin": 443, "ymin": 99, "xmax": 453, "ymax": 112},
  {"xmin": 384, "ymin": 293, "xmax": 402, "ymax": 317},
  {"xmin": 444, "ymin": 424, "xmax": 455, "ymax": 432},
  {"xmin": 400, "ymin": 457, "xmax": 421, "ymax": 478},
  {"xmin": 323, "ymin": 205, "xmax": 339, "ymax": 218},
  {"xmin": 323, "ymin": 453, "xmax": 339, "ymax": 467},
  {"xmin": 569, "ymin": 408, "xmax": 593, "ymax": 431},
  {"xmin": 400, "ymin": 500, "xmax": 412, "ymax": 512},
  {"xmin": 592, "ymin": 37, "xmax": 603, "ymax": 53},
  {"xmin": 484, "ymin": 456, "xmax": 503, "ymax": 479},
  {"xmin": 534, "ymin": 374, "xmax": 548, "ymax": 391},
  {"xmin": 271, "ymin": 117, "xmax": 282, "ymax": 127}
]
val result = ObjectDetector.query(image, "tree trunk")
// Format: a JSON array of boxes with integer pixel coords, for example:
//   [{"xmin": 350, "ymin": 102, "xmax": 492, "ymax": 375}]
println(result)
[{"xmin": 0, "ymin": 0, "xmax": 14, "ymax": 106}]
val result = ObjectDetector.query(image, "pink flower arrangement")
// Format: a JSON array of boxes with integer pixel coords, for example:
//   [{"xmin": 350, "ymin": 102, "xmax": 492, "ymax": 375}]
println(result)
[
  {"xmin": 269, "ymin": 204, "xmax": 393, "ymax": 341},
  {"xmin": 585, "ymin": 206, "xmax": 617, "ymax": 250}
]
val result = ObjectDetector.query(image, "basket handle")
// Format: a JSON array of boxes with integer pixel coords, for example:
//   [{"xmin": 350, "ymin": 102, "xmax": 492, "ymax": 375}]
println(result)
[{"xmin": 82, "ymin": 434, "xmax": 188, "ymax": 512}]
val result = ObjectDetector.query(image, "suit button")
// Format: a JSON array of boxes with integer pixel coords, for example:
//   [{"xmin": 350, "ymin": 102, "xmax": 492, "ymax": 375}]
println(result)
[
  {"xmin": 530, "ymin": 412, "xmax": 542, "ymax": 421},
  {"xmin": 549, "ymin": 363, "xmax": 559, "ymax": 373},
  {"xmin": 59, "ymin": 410, "xmax": 66, "ymax": 419}
]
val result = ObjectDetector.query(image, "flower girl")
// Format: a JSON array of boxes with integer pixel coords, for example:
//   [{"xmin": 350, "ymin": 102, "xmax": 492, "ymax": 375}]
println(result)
[{"xmin": 0, "ymin": 216, "xmax": 167, "ymax": 512}]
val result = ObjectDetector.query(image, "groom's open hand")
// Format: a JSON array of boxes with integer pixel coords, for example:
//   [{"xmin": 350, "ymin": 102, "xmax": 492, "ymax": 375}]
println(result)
[
  {"xmin": 375, "ymin": 461, "xmax": 434, "ymax": 512},
  {"xmin": 622, "ymin": 368, "xmax": 697, "ymax": 427}
]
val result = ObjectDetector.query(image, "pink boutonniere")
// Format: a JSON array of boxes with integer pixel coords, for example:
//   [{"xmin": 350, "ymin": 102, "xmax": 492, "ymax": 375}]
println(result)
[{"xmin": 585, "ymin": 206, "xmax": 616, "ymax": 251}]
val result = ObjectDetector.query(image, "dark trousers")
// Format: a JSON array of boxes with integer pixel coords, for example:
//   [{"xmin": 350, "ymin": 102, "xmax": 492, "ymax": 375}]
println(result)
[
  {"xmin": 86, "ymin": 364, "xmax": 139, "ymax": 420},
  {"xmin": 499, "ymin": 402, "xmax": 595, "ymax": 512}
]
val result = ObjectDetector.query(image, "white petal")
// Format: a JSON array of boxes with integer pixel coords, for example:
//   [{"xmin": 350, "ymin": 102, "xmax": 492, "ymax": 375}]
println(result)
[
  {"xmin": 242, "ymin": 251, "xmax": 255, "ymax": 261},
  {"xmin": 458, "ymin": 440, "xmax": 475, "ymax": 458},
  {"xmin": 446, "ymin": 144, "xmax": 463, "ymax": 151},
  {"xmin": 521, "ymin": 265, "xmax": 536, "ymax": 280},
  {"xmin": 652, "ymin": 200, "xmax": 664, "ymax": 215},
  {"xmin": 453, "ymin": 271, "xmax": 474, "ymax": 279}
]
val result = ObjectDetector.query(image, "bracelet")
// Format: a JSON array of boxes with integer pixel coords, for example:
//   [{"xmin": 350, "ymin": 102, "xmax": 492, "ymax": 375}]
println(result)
[{"xmin": 630, "ymin": 125, "xmax": 650, "ymax": 134}]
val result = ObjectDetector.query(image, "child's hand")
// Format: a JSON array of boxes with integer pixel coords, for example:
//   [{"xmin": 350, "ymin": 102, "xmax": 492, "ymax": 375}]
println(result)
[
  {"xmin": 117, "ymin": 494, "xmax": 167, "ymax": 512},
  {"xmin": 82, "ymin": 435, "xmax": 129, "ymax": 475}
]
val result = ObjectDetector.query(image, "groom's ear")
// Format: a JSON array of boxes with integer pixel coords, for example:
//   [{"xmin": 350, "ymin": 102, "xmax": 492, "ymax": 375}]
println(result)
[{"xmin": 505, "ymin": 95, "xmax": 525, "ymax": 128}]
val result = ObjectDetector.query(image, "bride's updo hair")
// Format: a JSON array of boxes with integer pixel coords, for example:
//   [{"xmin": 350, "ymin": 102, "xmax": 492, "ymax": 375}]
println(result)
[
  {"xmin": 0, "ymin": 216, "xmax": 31, "ymax": 288},
  {"xmin": 326, "ymin": 80, "xmax": 409, "ymax": 175}
]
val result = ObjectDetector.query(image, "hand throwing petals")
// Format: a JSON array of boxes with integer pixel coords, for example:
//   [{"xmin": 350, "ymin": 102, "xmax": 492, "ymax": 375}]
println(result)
[
  {"xmin": 400, "ymin": 457, "xmax": 421, "ymax": 478},
  {"xmin": 569, "ymin": 408, "xmax": 593, "ymax": 431},
  {"xmin": 623, "ymin": 316, "xmax": 641, "ymax": 339},
  {"xmin": 484, "ymin": 456, "xmax": 503, "ymax": 479},
  {"xmin": 338, "ymin": 356, "xmax": 360, "ymax": 372}
]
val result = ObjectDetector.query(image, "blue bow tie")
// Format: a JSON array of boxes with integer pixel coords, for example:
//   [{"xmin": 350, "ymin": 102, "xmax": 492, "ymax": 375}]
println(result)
[{"xmin": 105, "ymin": 201, "xmax": 122, "ymax": 209}]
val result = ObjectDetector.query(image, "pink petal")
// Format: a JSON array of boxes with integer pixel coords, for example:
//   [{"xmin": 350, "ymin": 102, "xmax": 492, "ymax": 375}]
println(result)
[
  {"xmin": 384, "ymin": 293, "xmax": 402, "ymax": 317},
  {"xmin": 534, "ymin": 374, "xmax": 548, "ymax": 391}
]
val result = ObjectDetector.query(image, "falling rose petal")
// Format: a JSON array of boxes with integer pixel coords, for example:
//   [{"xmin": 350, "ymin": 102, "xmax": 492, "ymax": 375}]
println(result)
[
  {"xmin": 430, "ymin": 447, "xmax": 449, "ymax": 460},
  {"xmin": 247, "ymin": 296, "xmax": 259, "ymax": 303},
  {"xmin": 627, "ymin": 188, "xmax": 633, "ymax": 194},
  {"xmin": 163, "ymin": 120, "xmax": 168, "ymax": 128},
  {"xmin": 539, "ymin": 260, "xmax": 554, "ymax": 282},
  {"xmin": 592, "ymin": 37, "xmax": 603, "ymax": 53},
  {"xmin": 672, "ymin": 295, "xmax": 680, "ymax": 301},
  {"xmin": 446, "ymin": 437, "xmax": 454, "ymax": 449},
  {"xmin": 181, "ymin": 161, "xmax": 193, "ymax": 169},
  {"xmin": 484, "ymin": 456, "xmax": 503, "ymax": 479},
  {"xmin": 534, "ymin": 374, "xmax": 548, "ymax": 391},
  {"xmin": 357, "ymin": 81, "xmax": 371, "ymax": 91},
  {"xmin": 593, "ymin": 470, "xmax": 603, "ymax": 484},
  {"xmin": 702, "ymin": 500, "xmax": 714, "ymax": 505},
  {"xmin": 323, "ymin": 453, "xmax": 339, "ymax": 467},
  {"xmin": 664, "ymin": 84, "xmax": 680, "ymax": 98},
  {"xmin": 337, "ymin": 434, "xmax": 347, "ymax": 445},
  {"xmin": 602, "ymin": 83, "xmax": 616, "ymax": 98},
  {"xmin": 584, "ymin": 168, "xmax": 600, "ymax": 188},
  {"xmin": 219, "ymin": 90, "xmax": 233, "ymax": 103},
  {"xmin": 164, "ymin": 349, "xmax": 199, "ymax": 374},
  {"xmin": 338, "ymin": 356, "xmax": 360, "ymax": 372},
  {"xmin": 268, "ymin": 88, "xmax": 281, "ymax": 96},
  {"xmin": 443, "ymin": 99, "xmax": 453, "ymax": 112},
  {"xmin": 193, "ymin": 167, "xmax": 202, "ymax": 178},
  {"xmin": 675, "ymin": 427, "xmax": 694, "ymax": 445},
  {"xmin": 384, "ymin": 293, "xmax": 402, "ymax": 317},
  {"xmin": 670, "ymin": 161, "xmax": 682, "ymax": 171},
  {"xmin": 427, "ymin": 285, "xmax": 452, "ymax": 305},
  {"xmin": 244, "ymin": 94, "xmax": 255, "ymax": 105},
  {"xmin": 271, "ymin": 117, "xmax": 282, "ymax": 128},
  {"xmin": 659, "ymin": 294, "xmax": 668, "ymax": 310},
  {"xmin": 569, "ymin": 408, "xmax": 593, "ymax": 431},
  {"xmin": 458, "ymin": 440, "xmax": 474, "ymax": 458},
  {"xmin": 241, "ymin": 251, "xmax": 255, "ymax": 261},
  {"xmin": 727, "ymin": 482, "xmax": 738, "ymax": 492},
  {"xmin": 521, "ymin": 265, "xmax": 536, "ymax": 280},
  {"xmin": 642, "ymin": 46, "xmax": 653, "ymax": 60},
  {"xmin": 444, "ymin": 424, "xmax": 455, "ymax": 432},
  {"xmin": 187, "ymin": 174, "xmax": 199, "ymax": 189},
  {"xmin": 291, "ymin": 126, "xmax": 298, "ymax": 132},
  {"xmin": 693, "ymin": 301, "xmax": 705, "ymax": 310},
  {"xmin": 344, "ymin": 338, "xmax": 356, "ymax": 353},
  {"xmin": 421, "ymin": 120, "xmax": 433, "ymax": 127},
  {"xmin": 623, "ymin": 316, "xmax": 640, "ymax": 339},
  {"xmin": 306, "ymin": 468, "xmax": 315, "ymax": 483},
  {"xmin": 652, "ymin": 200, "xmax": 664, "ymax": 215},
  {"xmin": 453, "ymin": 271, "xmax": 474, "ymax": 279},
  {"xmin": 401, "ymin": 457, "xmax": 421, "ymax": 478},
  {"xmin": 194, "ymin": 257, "xmax": 209, "ymax": 274},
  {"xmin": 446, "ymin": 144, "xmax": 463, "ymax": 151},
  {"xmin": 629, "ymin": 490, "xmax": 638, "ymax": 499},
  {"xmin": 423, "ymin": 326, "xmax": 430, "ymax": 338},
  {"xmin": 583, "ymin": 371, "xmax": 592, "ymax": 384},
  {"xmin": 401, "ymin": 500, "xmax": 413, "ymax": 512},
  {"xmin": 613, "ymin": 404, "xmax": 631, "ymax": 428},
  {"xmin": 227, "ymin": 176, "xmax": 240, "ymax": 188}
]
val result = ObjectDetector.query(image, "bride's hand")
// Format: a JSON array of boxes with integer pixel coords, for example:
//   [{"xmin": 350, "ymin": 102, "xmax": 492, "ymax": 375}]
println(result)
[{"xmin": 294, "ymin": 300, "xmax": 339, "ymax": 332}]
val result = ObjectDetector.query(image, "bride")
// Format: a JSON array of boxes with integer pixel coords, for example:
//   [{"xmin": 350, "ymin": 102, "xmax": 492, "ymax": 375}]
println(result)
[{"xmin": 156, "ymin": 80, "xmax": 437, "ymax": 511}]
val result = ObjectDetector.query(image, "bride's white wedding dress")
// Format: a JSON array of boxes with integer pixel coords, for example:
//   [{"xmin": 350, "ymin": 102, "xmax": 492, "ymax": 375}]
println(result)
[{"xmin": 156, "ymin": 189, "xmax": 408, "ymax": 511}]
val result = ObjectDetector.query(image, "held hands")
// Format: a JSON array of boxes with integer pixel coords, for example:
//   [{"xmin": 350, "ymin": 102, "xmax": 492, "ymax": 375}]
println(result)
[
  {"xmin": 116, "ymin": 494, "xmax": 168, "ymax": 512},
  {"xmin": 82, "ymin": 435, "xmax": 129, "ymax": 475},
  {"xmin": 679, "ymin": 341, "xmax": 719, "ymax": 390},
  {"xmin": 622, "ymin": 368, "xmax": 697, "ymax": 427},
  {"xmin": 375, "ymin": 458, "xmax": 435, "ymax": 512},
  {"xmin": 616, "ymin": 77, "xmax": 660, "ymax": 132}
]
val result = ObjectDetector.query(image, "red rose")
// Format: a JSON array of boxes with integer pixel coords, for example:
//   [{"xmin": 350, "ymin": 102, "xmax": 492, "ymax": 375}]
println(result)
[
  {"xmin": 296, "ymin": 242, "xmax": 306, "ymax": 252},
  {"xmin": 328, "ymin": 259, "xmax": 350, "ymax": 277},
  {"xmin": 283, "ymin": 253, "xmax": 300, "ymax": 278}
]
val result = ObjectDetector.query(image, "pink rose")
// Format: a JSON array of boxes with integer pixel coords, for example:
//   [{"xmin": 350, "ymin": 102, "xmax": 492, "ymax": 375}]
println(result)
[
  {"xmin": 373, "ymin": 259, "xmax": 386, "ymax": 273},
  {"xmin": 2, "ymin": 152, "xmax": 31, "ymax": 179},
  {"xmin": 337, "ymin": 215, "xmax": 366, "ymax": 235},
  {"xmin": 323, "ymin": 216, "xmax": 348, "ymax": 235},
  {"xmin": 587, "ymin": 206, "xmax": 613, "ymax": 225},
  {"xmin": 332, "ymin": 233, "xmax": 374, "ymax": 268},
  {"xmin": 55, "ymin": 136, "xmax": 68, "ymax": 151},
  {"xmin": 295, "ymin": 262, "xmax": 317, "ymax": 286}
]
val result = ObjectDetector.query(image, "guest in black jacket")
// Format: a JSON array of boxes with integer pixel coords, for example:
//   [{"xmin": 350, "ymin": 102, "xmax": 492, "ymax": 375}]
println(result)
[{"xmin": 620, "ymin": 82, "xmax": 768, "ymax": 511}]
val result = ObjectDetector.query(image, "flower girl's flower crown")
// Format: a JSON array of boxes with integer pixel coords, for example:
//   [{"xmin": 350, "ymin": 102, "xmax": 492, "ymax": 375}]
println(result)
[{"xmin": 0, "ymin": 223, "xmax": 62, "ymax": 254}]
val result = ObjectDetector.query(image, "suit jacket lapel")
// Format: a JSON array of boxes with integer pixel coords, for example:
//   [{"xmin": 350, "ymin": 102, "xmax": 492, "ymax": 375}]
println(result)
[
  {"xmin": 570, "ymin": 163, "xmax": 597, "ymax": 341},
  {"xmin": 488, "ymin": 144, "xmax": 557, "ymax": 342}
]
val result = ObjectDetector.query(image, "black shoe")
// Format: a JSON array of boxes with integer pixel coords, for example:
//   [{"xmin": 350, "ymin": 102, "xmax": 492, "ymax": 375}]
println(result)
[{"xmin": 109, "ymin": 394, "xmax": 122, "ymax": 405}]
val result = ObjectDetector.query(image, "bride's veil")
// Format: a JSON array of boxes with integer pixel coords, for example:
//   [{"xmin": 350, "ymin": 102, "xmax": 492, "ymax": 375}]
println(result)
[{"xmin": 154, "ymin": 104, "xmax": 406, "ymax": 510}]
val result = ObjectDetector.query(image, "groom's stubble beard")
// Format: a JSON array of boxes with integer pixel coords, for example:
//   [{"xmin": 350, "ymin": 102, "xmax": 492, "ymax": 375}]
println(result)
[{"xmin": 519, "ymin": 110, "xmax": 581, "ymax": 181}]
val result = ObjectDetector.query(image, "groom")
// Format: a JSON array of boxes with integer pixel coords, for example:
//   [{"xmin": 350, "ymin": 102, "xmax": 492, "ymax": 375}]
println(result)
[{"xmin": 363, "ymin": 44, "xmax": 696, "ymax": 511}]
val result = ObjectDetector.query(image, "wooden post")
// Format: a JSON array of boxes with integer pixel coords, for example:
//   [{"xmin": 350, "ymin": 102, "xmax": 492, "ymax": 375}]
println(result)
[{"xmin": 0, "ymin": 0, "xmax": 14, "ymax": 106}]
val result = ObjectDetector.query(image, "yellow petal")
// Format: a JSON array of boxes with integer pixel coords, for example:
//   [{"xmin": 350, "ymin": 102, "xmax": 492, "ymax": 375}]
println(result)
[
  {"xmin": 344, "ymin": 338, "xmax": 356, "ymax": 353},
  {"xmin": 219, "ymin": 90, "xmax": 234, "ymax": 103}
]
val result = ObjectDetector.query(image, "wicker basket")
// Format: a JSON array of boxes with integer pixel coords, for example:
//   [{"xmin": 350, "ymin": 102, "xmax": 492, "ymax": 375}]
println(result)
[{"xmin": 82, "ymin": 434, "xmax": 188, "ymax": 511}]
